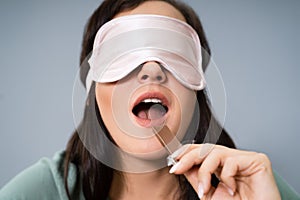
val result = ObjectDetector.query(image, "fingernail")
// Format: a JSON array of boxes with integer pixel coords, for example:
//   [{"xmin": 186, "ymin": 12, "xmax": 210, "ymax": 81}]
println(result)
[
  {"xmin": 227, "ymin": 187, "xmax": 234, "ymax": 196},
  {"xmin": 197, "ymin": 182, "xmax": 204, "ymax": 199},
  {"xmin": 169, "ymin": 161, "xmax": 181, "ymax": 173},
  {"xmin": 222, "ymin": 183, "xmax": 234, "ymax": 196}
]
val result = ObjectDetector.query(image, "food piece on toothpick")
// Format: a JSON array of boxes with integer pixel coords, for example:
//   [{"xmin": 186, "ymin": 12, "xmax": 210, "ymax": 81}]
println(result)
[{"xmin": 151, "ymin": 125, "xmax": 182, "ymax": 166}]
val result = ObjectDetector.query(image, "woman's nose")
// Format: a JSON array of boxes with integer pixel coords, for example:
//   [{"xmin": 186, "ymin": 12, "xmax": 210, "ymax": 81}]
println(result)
[{"xmin": 137, "ymin": 62, "xmax": 166, "ymax": 84}]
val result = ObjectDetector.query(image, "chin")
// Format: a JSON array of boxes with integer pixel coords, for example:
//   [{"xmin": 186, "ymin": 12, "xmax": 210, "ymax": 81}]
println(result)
[{"xmin": 124, "ymin": 142, "xmax": 170, "ymax": 161}]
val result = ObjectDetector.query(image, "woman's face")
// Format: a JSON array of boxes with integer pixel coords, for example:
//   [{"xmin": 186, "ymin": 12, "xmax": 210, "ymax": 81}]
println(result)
[{"xmin": 95, "ymin": 1, "xmax": 197, "ymax": 156}]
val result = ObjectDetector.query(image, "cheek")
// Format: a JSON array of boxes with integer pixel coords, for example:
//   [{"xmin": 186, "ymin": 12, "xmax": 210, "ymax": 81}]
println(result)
[
  {"xmin": 95, "ymin": 83, "xmax": 117, "ymax": 133},
  {"xmin": 166, "ymin": 78, "xmax": 197, "ymax": 139},
  {"xmin": 95, "ymin": 82, "xmax": 139, "ymax": 151},
  {"xmin": 175, "ymin": 91, "xmax": 196, "ymax": 132},
  {"xmin": 96, "ymin": 84, "xmax": 112, "ymax": 114}
]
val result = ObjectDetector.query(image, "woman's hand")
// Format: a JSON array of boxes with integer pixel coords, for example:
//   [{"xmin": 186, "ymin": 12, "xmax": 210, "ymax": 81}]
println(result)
[{"xmin": 168, "ymin": 144, "xmax": 281, "ymax": 199}]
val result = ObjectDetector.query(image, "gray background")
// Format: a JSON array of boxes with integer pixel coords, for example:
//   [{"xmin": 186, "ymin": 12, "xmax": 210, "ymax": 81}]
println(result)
[{"xmin": 0, "ymin": 0, "xmax": 299, "ymax": 193}]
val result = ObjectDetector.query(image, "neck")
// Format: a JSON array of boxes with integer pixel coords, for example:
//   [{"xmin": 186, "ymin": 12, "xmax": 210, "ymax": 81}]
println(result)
[{"xmin": 109, "ymin": 167, "xmax": 180, "ymax": 200}]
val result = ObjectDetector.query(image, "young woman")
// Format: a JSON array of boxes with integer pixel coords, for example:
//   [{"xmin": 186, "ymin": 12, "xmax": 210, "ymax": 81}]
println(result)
[{"xmin": 1, "ymin": 0, "xmax": 299, "ymax": 199}]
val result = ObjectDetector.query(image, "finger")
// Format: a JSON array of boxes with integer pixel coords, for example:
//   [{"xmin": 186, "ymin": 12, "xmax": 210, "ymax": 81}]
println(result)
[
  {"xmin": 167, "ymin": 144, "xmax": 193, "ymax": 162},
  {"xmin": 196, "ymin": 149, "xmax": 223, "ymax": 195},
  {"xmin": 169, "ymin": 145, "xmax": 238, "ymax": 196},
  {"xmin": 170, "ymin": 146, "xmax": 226, "ymax": 195},
  {"xmin": 169, "ymin": 144, "xmax": 217, "ymax": 173},
  {"xmin": 199, "ymin": 148, "xmax": 247, "ymax": 197},
  {"xmin": 197, "ymin": 183, "xmax": 235, "ymax": 200},
  {"xmin": 210, "ymin": 182, "xmax": 236, "ymax": 200},
  {"xmin": 201, "ymin": 186, "xmax": 215, "ymax": 200},
  {"xmin": 168, "ymin": 144, "xmax": 198, "ymax": 162},
  {"xmin": 168, "ymin": 147, "xmax": 212, "ymax": 198},
  {"xmin": 183, "ymin": 166, "xmax": 200, "ymax": 194},
  {"xmin": 183, "ymin": 167, "xmax": 216, "ymax": 199},
  {"xmin": 169, "ymin": 143, "xmax": 216, "ymax": 161},
  {"xmin": 169, "ymin": 147, "xmax": 205, "ymax": 174},
  {"xmin": 219, "ymin": 156, "xmax": 239, "ymax": 194}
]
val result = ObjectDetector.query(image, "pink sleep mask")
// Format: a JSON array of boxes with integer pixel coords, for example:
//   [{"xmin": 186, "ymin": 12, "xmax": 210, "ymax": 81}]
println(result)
[{"xmin": 87, "ymin": 14, "xmax": 206, "ymax": 91}]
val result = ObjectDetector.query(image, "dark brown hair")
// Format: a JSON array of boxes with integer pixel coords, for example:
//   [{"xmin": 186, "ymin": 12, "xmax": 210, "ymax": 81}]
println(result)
[{"xmin": 64, "ymin": 0, "xmax": 235, "ymax": 199}]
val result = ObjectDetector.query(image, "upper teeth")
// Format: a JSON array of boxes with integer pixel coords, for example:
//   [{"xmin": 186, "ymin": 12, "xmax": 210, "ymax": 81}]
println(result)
[{"xmin": 142, "ymin": 98, "xmax": 162, "ymax": 103}]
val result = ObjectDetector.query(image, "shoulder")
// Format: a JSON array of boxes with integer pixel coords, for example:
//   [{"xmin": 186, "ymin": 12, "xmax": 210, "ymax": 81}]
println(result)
[
  {"xmin": 274, "ymin": 171, "xmax": 300, "ymax": 200},
  {"xmin": 0, "ymin": 151, "xmax": 82, "ymax": 200}
]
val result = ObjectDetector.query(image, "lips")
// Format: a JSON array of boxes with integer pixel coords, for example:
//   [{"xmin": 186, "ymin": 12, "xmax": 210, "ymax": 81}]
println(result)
[{"xmin": 132, "ymin": 92, "xmax": 169, "ymax": 127}]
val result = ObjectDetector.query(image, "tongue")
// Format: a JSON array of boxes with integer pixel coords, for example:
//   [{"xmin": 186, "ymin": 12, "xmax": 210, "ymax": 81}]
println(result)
[
  {"xmin": 137, "ymin": 110, "xmax": 148, "ymax": 119},
  {"xmin": 137, "ymin": 104, "xmax": 166, "ymax": 120},
  {"xmin": 149, "ymin": 104, "xmax": 167, "ymax": 120}
]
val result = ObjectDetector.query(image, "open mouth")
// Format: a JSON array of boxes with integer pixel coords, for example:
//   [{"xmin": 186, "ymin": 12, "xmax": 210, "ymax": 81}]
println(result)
[{"xmin": 132, "ymin": 93, "xmax": 169, "ymax": 127}]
